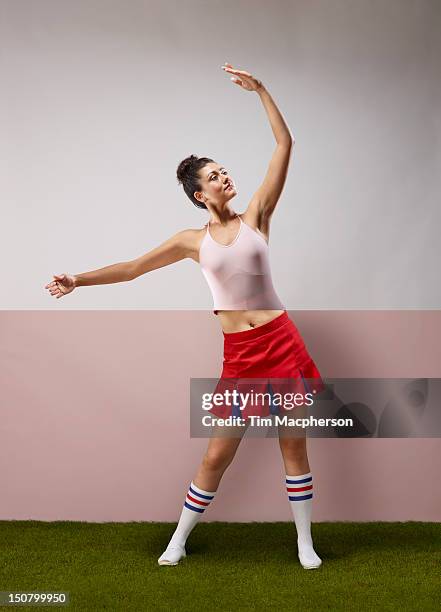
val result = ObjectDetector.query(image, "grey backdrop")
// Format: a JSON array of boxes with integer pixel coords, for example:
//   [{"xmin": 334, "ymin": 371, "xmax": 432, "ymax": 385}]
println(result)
[{"xmin": 1, "ymin": 0, "xmax": 440, "ymax": 309}]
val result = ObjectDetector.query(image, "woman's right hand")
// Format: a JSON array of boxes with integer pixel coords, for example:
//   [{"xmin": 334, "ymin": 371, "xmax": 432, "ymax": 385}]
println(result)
[{"xmin": 44, "ymin": 273, "xmax": 77, "ymax": 299}]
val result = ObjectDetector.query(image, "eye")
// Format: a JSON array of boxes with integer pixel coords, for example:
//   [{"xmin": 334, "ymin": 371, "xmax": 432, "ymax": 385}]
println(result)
[{"xmin": 210, "ymin": 170, "xmax": 228, "ymax": 180}]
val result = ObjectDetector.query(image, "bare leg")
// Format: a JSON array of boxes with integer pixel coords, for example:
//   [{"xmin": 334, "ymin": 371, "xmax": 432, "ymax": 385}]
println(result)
[
  {"xmin": 193, "ymin": 423, "xmax": 249, "ymax": 491},
  {"xmin": 278, "ymin": 401, "xmax": 310, "ymax": 475},
  {"xmin": 278, "ymin": 435, "xmax": 310, "ymax": 476},
  {"xmin": 158, "ymin": 422, "xmax": 248, "ymax": 565}
]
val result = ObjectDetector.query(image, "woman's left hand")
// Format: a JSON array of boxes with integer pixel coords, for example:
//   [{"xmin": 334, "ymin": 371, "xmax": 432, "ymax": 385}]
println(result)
[{"xmin": 221, "ymin": 62, "xmax": 264, "ymax": 92}]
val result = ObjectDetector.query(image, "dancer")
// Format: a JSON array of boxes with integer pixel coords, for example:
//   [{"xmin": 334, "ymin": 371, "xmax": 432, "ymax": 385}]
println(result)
[{"xmin": 44, "ymin": 62, "xmax": 325, "ymax": 570}]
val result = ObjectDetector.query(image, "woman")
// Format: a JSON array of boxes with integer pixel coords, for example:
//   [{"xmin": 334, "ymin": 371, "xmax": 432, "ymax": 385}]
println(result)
[{"xmin": 44, "ymin": 63, "xmax": 325, "ymax": 570}]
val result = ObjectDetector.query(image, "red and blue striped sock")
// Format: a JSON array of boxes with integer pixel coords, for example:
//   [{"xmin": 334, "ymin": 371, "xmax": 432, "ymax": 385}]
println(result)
[
  {"xmin": 170, "ymin": 481, "xmax": 217, "ymax": 546},
  {"xmin": 285, "ymin": 472, "xmax": 322, "ymax": 569}
]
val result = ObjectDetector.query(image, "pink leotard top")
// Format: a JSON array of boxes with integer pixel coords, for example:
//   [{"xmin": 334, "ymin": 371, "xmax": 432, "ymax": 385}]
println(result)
[{"xmin": 199, "ymin": 214, "xmax": 285, "ymax": 315}]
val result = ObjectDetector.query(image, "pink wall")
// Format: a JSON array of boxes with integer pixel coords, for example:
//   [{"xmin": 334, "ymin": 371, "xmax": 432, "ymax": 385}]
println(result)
[{"xmin": 1, "ymin": 310, "xmax": 440, "ymax": 522}]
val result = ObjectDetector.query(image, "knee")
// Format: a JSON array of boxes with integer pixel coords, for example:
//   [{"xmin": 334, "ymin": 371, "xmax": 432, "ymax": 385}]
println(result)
[{"xmin": 202, "ymin": 450, "xmax": 234, "ymax": 472}]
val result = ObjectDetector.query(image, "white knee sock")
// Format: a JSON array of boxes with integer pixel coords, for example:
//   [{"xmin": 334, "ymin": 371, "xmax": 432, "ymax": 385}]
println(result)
[
  {"xmin": 168, "ymin": 481, "xmax": 217, "ymax": 548},
  {"xmin": 285, "ymin": 472, "xmax": 322, "ymax": 569}
]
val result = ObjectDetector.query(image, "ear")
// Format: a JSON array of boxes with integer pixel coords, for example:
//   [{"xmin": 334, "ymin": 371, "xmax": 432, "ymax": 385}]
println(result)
[{"xmin": 194, "ymin": 191, "xmax": 204, "ymax": 205}]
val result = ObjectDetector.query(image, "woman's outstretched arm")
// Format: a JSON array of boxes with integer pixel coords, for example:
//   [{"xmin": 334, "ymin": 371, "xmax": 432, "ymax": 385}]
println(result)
[
  {"xmin": 127, "ymin": 229, "xmax": 198, "ymax": 280},
  {"xmin": 257, "ymin": 86, "xmax": 293, "ymax": 147},
  {"xmin": 222, "ymin": 62, "xmax": 293, "ymax": 222},
  {"xmin": 76, "ymin": 230, "xmax": 196, "ymax": 283},
  {"xmin": 73, "ymin": 261, "xmax": 133, "ymax": 287},
  {"xmin": 45, "ymin": 230, "xmax": 197, "ymax": 299}
]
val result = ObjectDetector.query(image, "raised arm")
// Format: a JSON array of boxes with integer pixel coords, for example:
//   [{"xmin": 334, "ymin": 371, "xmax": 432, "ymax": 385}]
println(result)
[{"xmin": 221, "ymin": 62, "xmax": 293, "ymax": 230}]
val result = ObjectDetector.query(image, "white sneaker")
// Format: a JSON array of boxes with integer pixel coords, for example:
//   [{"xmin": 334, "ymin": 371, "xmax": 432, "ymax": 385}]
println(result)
[{"xmin": 158, "ymin": 544, "xmax": 187, "ymax": 566}]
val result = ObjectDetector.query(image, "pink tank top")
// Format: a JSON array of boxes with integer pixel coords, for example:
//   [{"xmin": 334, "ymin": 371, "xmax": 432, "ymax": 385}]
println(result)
[{"xmin": 199, "ymin": 214, "xmax": 285, "ymax": 315}]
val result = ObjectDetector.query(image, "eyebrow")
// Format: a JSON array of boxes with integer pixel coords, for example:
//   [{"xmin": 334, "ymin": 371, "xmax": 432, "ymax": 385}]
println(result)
[{"xmin": 207, "ymin": 167, "xmax": 226, "ymax": 178}]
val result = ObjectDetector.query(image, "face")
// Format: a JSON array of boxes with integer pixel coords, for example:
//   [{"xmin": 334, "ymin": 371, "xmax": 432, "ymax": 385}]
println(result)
[{"xmin": 194, "ymin": 162, "xmax": 237, "ymax": 207}]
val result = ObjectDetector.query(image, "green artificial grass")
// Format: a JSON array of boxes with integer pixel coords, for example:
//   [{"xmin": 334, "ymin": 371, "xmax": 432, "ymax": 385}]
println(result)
[{"xmin": 0, "ymin": 521, "xmax": 439, "ymax": 611}]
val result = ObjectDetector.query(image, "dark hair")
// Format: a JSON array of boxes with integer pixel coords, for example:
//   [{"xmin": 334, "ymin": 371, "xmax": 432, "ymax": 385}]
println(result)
[{"xmin": 176, "ymin": 154, "xmax": 215, "ymax": 209}]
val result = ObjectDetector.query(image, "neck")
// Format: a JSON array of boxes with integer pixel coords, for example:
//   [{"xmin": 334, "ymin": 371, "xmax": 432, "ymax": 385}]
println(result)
[{"xmin": 207, "ymin": 208, "xmax": 238, "ymax": 226}]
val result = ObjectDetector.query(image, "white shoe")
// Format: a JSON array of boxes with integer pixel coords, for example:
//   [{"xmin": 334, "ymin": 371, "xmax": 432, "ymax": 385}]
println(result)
[
  {"xmin": 158, "ymin": 544, "xmax": 187, "ymax": 566},
  {"xmin": 298, "ymin": 543, "xmax": 322, "ymax": 569}
]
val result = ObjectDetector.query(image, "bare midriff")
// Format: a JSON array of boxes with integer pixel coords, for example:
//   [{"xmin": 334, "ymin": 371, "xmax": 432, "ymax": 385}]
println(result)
[{"xmin": 217, "ymin": 309, "xmax": 285, "ymax": 334}]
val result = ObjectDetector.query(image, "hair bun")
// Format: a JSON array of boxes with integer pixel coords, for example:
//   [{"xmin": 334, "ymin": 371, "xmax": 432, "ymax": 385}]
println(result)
[
  {"xmin": 176, "ymin": 154, "xmax": 215, "ymax": 210},
  {"xmin": 176, "ymin": 154, "xmax": 198, "ymax": 184}
]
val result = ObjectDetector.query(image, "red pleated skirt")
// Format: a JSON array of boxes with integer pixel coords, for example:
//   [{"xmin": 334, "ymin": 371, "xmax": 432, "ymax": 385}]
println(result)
[{"xmin": 209, "ymin": 310, "xmax": 326, "ymax": 420}]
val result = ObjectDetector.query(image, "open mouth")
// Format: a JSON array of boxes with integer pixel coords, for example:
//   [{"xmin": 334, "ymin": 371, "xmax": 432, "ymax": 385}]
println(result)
[{"xmin": 225, "ymin": 184, "xmax": 233, "ymax": 191}]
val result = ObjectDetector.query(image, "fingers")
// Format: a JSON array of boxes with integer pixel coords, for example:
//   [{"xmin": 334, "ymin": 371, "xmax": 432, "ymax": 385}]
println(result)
[
  {"xmin": 222, "ymin": 66, "xmax": 251, "ymax": 77},
  {"xmin": 222, "ymin": 66, "xmax": 256, "ymax": 92},
  {"xmin": 44, "ymin": 274, "xmax": 67, "ymax": 297},
  {"xmin": 44, "ymin": 282, "xmax": 58, "ymax": 291},
  {"xmin": 44, "ymin": 280, "xmax": 65, "ymax": 298},
  {"xmin": 221, "ymin": 61, "xmax": 254, "ymax": 80},
  {"xmin": 44, "ymin": 275, "xmax": 64, "ymax": 289}
]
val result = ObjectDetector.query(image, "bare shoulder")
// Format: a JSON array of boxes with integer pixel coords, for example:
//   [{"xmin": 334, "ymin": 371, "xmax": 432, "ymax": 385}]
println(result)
[{"xmin": 176, "ymin": 226, "xmax": 207, "ymax": 263}]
